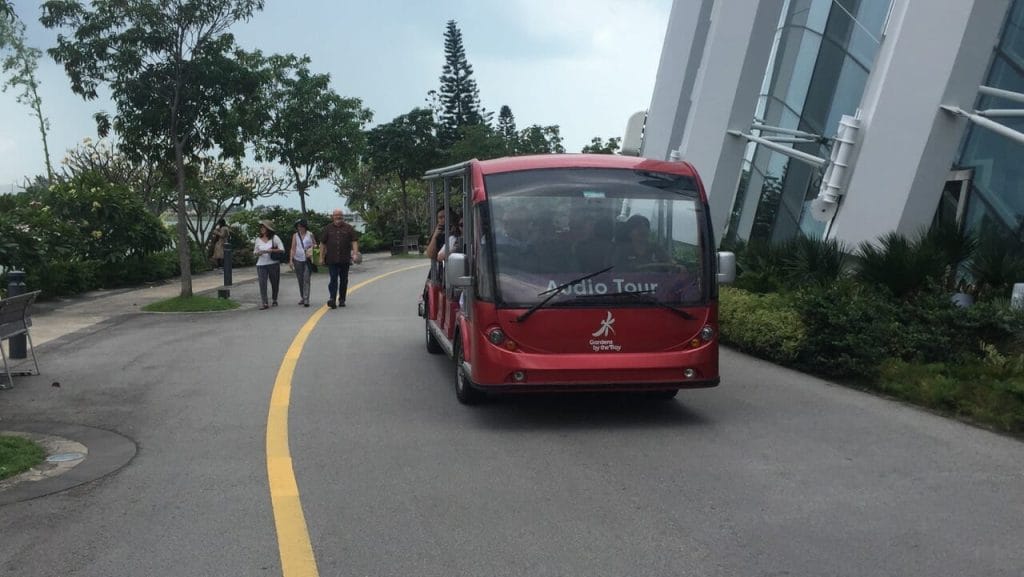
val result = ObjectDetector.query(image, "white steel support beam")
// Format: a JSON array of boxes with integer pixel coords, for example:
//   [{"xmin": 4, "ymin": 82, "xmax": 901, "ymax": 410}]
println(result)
[
  {"xmin": 941, "ymin": 105, "xmax": 1024, "ymax": 147},
  {"xmin": 978, "ymin": 84, "xmax": 1024, "ymax": 105},
  {"xmin": 727, "ymin": 130, "xmax": 829, "ymax": 167}
]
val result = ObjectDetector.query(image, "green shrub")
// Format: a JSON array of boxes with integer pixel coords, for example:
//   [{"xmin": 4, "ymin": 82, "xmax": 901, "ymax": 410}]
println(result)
[
  {"xmin": 731, "ymin": 239, "xmax": 788, "ymax": 293},
  {"xmin": 791, "ymin": 280, "xmax": 897, "ymax": 379},
  {"xmin": 358, "ymin": 228, "xmax": 388, "ymax": 253},
  {"xmin": 969, "ymin": 230, "xmax": 1024, "ymax": 301},
  {"xmin": 879, "ymin": 350, "xmax": 1024, "ymax": 434},
  {"xmin": 854, "ymin": 231, "xmax": 946, "ymax": 298},
  {"xmin": 718, "ymin": 286, "xmax": 806, "ymax": 362},
  {"xmin": 189, "ymin": 241, "xmax": 212, "ymax": 274},
  {"xmin": 95, "ymin": 251, "xmax": 180, "ymax": 287},
  {"xmin": 781, "ymin": 235, "xmax": 851, "ymax": 287},
  {"xmin": 27, "ymin": 260, "xmax": 101, "ymax": 297}
]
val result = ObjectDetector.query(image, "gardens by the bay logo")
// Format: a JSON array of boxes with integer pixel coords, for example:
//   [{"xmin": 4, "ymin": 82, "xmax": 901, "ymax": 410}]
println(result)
[{"xmin": 589, "ymin": 311, "xmax": 621, "ymax": 352}]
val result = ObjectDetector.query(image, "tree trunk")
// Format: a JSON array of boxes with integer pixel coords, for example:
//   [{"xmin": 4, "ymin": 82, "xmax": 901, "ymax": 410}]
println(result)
[
  {"xmin": 29, "ymin": 87, "xmax": 52, "ymax": 180},
  {"xmin": 292, "ymin": 166, "xmax": 308, "ymax": 216},
  {"xmin": 174, "ymin": 138, "xmax": 192, "ymax": 298},
  {"xmin": 400, "ymin": 178, "xmax": 409, "ymax": 240}
]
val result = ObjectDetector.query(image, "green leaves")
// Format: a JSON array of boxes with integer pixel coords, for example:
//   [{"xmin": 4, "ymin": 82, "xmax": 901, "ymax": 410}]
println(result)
[
  {"xmin": 581, "ymin": 136, "xmax": 621, "ymax": 154},
  {"xmin": 247, "ymin": 50, "xmax": 372, "ymax": 213}
]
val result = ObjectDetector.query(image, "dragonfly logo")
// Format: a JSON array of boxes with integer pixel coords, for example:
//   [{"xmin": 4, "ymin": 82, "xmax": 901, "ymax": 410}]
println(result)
[{"xmin": 592, "ymin": 311, "xmax": 616, "ymax": 337}]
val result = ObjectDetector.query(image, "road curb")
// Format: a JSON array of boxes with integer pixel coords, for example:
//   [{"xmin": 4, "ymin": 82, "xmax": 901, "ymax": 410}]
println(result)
[{"xmin": 0, "ymin": 422, "xmax": 136, "ymax": 506}]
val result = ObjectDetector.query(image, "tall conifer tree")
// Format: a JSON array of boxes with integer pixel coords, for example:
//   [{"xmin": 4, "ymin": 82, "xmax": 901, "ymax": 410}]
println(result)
[{"xmin": 437, "ymin": 20, "xmax": 484, "ymax": 145}]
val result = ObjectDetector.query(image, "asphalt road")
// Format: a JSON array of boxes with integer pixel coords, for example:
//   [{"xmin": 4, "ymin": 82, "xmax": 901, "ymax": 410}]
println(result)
[{"xmin": 1, "ymin": 256, "xmax": 1022, "ymax": 577}]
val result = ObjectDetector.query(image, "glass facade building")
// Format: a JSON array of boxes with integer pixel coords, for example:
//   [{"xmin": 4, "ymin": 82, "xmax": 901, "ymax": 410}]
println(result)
[
  {"xmin": 725, "ymin": 0, "xmax": 892, "ymax": 245},
  {"xmin": 955, "ymin": 0, "xmax": 1024, "ymax": 239}
]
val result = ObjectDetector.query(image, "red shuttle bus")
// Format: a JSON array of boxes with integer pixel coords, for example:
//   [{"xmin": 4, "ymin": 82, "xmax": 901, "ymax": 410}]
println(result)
[{"xmin": 420, "ymin": 154, "xmax": 736, "ymax": 404}]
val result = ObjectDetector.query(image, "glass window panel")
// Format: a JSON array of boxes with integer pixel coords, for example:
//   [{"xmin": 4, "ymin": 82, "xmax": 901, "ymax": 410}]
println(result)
[
  {"xmin": 770, "ymin": 27, "xmax": 823, "ymax": 114},
  {"xmin": 824, "ymin": 57, "xmax": 869, "ymax": 135},
  {"xmin": 1000, "ymin": 0, "xmax": 1024, "ymax": 67}
]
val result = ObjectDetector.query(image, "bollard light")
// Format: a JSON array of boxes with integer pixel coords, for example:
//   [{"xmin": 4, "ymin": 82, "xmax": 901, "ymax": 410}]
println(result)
[
  {"xmin": 223, "ymin": 241, "xmax": 233, "ymax": 287},
  {"xmin": 6, "ymin": 270, "xmax": 27, "ymax": 359}
]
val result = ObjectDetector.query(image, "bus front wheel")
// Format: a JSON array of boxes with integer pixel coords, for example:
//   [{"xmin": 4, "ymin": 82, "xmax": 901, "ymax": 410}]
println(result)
[{"xmin": 454, "ymin": 339, "xmax": 485, "ymax": 405}]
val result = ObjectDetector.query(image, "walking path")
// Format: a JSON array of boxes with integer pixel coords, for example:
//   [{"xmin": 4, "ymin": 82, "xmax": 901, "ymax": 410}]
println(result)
[
  {"xmin": 28, "ymin": 267, "xmax": 259, "ymax": 349},
  {"xmin": 26, "ymin": 252, "xmax": 398, "ymax": 350}
]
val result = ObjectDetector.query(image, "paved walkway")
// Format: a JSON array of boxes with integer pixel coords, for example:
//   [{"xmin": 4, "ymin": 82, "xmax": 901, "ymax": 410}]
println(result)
[
  {"xmin": 28, "ymin": 267, "xmax": 259, "ymax": 349},
  {"xmin": 25, "ymin": 252, "xmax": 399, "ymax": 350}
]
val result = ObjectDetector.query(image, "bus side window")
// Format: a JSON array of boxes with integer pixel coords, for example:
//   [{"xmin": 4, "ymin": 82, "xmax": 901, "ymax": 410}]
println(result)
[{"xmin": 475, "ymin": 204, "xmax": 495, "ymax": 301}]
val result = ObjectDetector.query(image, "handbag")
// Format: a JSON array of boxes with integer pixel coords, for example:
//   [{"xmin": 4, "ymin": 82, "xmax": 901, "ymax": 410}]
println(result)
[{"xmin": 270, "ymin": 235, "xmax": 288, "ymax": 263}]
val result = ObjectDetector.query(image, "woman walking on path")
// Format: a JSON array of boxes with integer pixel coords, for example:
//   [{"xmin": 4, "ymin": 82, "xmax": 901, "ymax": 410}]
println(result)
[
  {"xmin": 254, "ymin": 220, "xmax": 285, "ymax": 310},
  {"xmin": 290, "ymin": 219, "xmax": 316, "ymax": 307},
  {"xmin": 210, "ymin": 218, "xmax": 230, "ymax": 269}
]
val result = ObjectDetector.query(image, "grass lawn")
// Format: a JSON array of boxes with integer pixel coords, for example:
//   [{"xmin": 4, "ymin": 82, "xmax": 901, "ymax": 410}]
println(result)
[
  {"xmin": 142, "ymin": 295, "xmax": 240, "ymax": 312},
  {"xmin": 0, "ymin": 435, "xmax": 46, "ymax": 480}
]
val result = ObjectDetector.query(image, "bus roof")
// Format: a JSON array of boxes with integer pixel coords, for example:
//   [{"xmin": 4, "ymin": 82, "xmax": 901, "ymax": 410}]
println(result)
[
  {"xmin": 422, "ymin": 154, "xmax": 701, "ymax": 180},
  {"xmin": 476, "ymin": 154, "xmax": 699, "ymax": 177}
]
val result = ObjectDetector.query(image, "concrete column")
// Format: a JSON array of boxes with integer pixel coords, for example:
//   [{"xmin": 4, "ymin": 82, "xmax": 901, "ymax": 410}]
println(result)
[
  {"xmin": 641, "ymin": 0, "xmax": 714, "ymax": 161},
  {"xmin": 675, "ymin": 0, "xmax": 786, "ymax": 244},
  {"xmin": 830, "ymin": 0, "xmax": 1010, "ymax": 247}
]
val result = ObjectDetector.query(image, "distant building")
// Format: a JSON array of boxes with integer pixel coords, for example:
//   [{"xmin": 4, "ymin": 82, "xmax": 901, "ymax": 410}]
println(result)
[{"xmin": 642, "ymin": 0, "xmax": 1024, "ymax": 248}]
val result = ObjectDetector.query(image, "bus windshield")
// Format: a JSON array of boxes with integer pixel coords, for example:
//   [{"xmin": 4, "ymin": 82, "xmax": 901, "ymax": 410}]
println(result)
[{"xmin": 484, "ymin": 167, "xmax": 708, "ymax": 308}]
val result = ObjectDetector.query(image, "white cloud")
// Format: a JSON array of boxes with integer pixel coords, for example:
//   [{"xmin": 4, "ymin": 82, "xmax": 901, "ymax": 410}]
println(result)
[{"xmin": 476, "ymin": 0, "xmax": 670, "ymax": 150}]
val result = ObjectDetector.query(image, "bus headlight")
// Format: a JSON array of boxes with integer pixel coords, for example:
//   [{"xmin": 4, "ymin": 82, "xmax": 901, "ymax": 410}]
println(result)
[
  {"xmin": 700, "ymin": 325, "xmax": 715, "ymax": 342},
  {"xmin": 487, "ymin": 327, "xmax": 506, "ymax": 345}
]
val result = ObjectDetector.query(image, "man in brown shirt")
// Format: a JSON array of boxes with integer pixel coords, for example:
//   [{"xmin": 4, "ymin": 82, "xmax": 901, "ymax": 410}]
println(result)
[{"xmin": 319, "ymin": 208, "xmax": 361, "ymax": 308}]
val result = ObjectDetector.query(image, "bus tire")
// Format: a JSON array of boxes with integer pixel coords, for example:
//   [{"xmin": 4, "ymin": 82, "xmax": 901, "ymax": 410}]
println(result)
[
  {"xmin": 425, "ymin": 317, "xmax": 443, "ymax": 354},
  {"xmin": 454, "ymin": 338, "xmax": 485, "ymax": 405},
  {"xmin": 648, "ymin": 389, "xmax": 679, "ymax": 400}
]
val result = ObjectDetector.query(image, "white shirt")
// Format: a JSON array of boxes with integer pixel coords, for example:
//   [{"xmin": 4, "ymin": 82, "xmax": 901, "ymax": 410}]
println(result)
[
  {"xmin": 439, "ymin": 234, "xmax": 461, "ymax": 260},
  {"xmin": 293, "ymin": 231, "xmax": 314, "ymax": 262},
  {"xmin": 254, "ymin": 235, "xmax": 283, "ymax": 266}
]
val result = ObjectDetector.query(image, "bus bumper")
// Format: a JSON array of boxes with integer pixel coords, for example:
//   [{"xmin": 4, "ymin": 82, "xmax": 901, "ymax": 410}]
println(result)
[{"xmin": 469, "ymin": 344, "xmax": 721, "ymax": 393}]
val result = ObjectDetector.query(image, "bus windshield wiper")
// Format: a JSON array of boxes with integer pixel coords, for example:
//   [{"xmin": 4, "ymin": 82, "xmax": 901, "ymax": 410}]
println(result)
[
  {"xmin": 571, "ymin": 289, "xmax": 696, "ymax": 320},
  {"xmin": 515, "ymin": 266, "xmax": 614, "ymax": 323}
]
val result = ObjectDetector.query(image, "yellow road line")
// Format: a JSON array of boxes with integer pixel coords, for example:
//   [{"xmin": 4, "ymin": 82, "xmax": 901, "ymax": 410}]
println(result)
[{"xmin": 267, "ymin": 264, "xmax": 427, "ymax": 577}]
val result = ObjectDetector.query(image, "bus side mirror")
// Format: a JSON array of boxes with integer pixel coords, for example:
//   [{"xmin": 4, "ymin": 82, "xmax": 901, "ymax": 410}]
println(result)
[
  {"xmin": 717, "ymin": 251, "xmax": 736, "ymax": 284},
  {"xmin": 445, "ymin": 253, "xmax": 472, "ymax": 288}
]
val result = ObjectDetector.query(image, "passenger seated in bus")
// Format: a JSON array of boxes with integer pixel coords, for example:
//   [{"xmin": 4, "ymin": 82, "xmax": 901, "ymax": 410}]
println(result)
[
  {"xmin": 493, "ymin": 210, "xmax": 531, "ymax": 270},
  {"xmin": 612, "ymin": 214, "xmax": 672, "ymax": 271},
  {"xmin": 425, "ymin": 208, "xmax": 448, "ymax": 261},
  {"xmin": 572, "ymin": 216, "xmax": 614, "ymax": 271},
  {"xmin": 522, "ymin": 217, "xmax": 561, "ymax": 272},
  {"xmin": 436, "ymin": 214, "xmax": 463, "ymax": 263},
  {"xmin": 438, "ymin": 215, "xmax": 465, "ymax": 310}
]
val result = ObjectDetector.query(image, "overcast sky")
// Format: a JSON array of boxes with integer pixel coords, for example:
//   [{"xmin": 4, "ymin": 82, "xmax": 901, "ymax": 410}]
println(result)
[{"xmin": 1, "ymin": 0, "xmax": 670, "ymax": 213}]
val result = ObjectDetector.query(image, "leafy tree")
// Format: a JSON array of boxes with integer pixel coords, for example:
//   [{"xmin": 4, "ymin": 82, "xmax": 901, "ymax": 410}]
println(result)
[
  {"xmin": 497, "ymin": 104, "xmax": 517, "ymax": 151},
  {"xmin": 61, "ymin": 138, "xmax": 174, "ymax": 215},
  {"xmin": 0, "ymin": 12, "xmax": 53, "ymax": 178},
  {"xmin": 581, "ymin": 136, "xmax": 621, "ymax": 154},
  {"xmin": 366, "ymin": 108, "xmax": 442, "ymax": 239},
  {"xmin": 335, "ymin": 164, "xmax": 419, "ymax": 247},
  {"xmin": 183, "ymin": 161, "xmax": 290, "ymax": 247},
  {"xmin": 0, "ymin": 1, "xmax": 13, "ymax": 20},
  {"xmin": 248, "ymin": 52, "xmax": 372, "ymax": 215},
  {"xmin": 447, "ymin": 124, "xmax": 508, "ymax": 162},
  {"xmin": 517, "ymin": 124, "xmax": 565, "ymax": 154},
  {"xmin": 437, "ymin": 20, "xmax": 486, "ymax": 146},
  {"xmin": 42, "ymin": 0, "xmax": 266, "ymax": 297}
]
